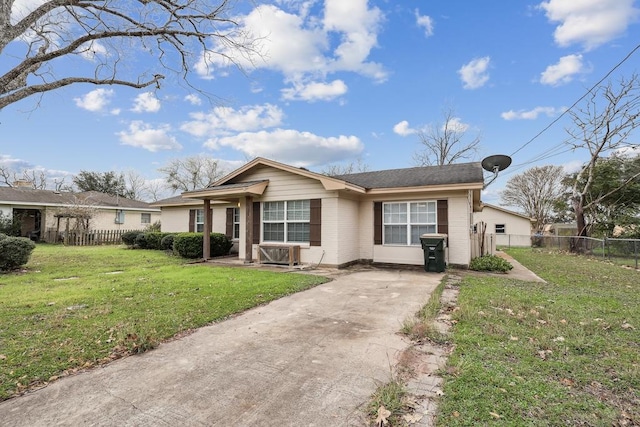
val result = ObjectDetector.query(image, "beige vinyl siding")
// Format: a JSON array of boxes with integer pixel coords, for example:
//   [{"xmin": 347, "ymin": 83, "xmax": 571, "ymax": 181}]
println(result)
[
  {"xmin": 474, "ymin": 206, "xmax": 532, "ymax": 247},
  {"xmin": 335, "ymin": 197, "xmax": 360, "ymax": 265},
  {"xmin": 358, "ymin": 200, "xmax": 374, "ymax": 262},
  {"xmin": 159, "ymin": 207, "xmax": 190, "ymax": 232},
  {"xmin": 446, "ymin": 196, "xmax": 471, "ymax": 266},
  {"xmin": 239, "ymin": 166, "xmax": 329, "ymax": 201},
  {"xmin": 44, "ymin": 208, "xmax": 160, "ymax": 232}
]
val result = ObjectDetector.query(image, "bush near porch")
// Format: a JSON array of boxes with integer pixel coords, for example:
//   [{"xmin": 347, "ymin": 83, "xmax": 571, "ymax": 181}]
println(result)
[{"xmin": 0, "ymin": 245, "xmax": 328, "ymax": 401}]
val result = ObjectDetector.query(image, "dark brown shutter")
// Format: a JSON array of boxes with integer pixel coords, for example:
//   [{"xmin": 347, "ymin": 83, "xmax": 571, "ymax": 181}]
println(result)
[
  {"xmin": 374, "ymin": 202, "xmax": 382, "ymax": 245},
  {"xmin": 252, "ymin": 202, "xmax": 260, "ymax": 244},
  {"xmin": 437, "ymin": 199, "xmax": 448, "ymax": 235},
  {"xmin": 309, "ymin": 199, "xmax": 321, "ymax": 246},
  {"xmin": 188, "ymin": 209, "xmax": 195, "ymax": 233},
  {"xmin": 225, "ymin": 208, "xmax": 234, "ymax": 238}
]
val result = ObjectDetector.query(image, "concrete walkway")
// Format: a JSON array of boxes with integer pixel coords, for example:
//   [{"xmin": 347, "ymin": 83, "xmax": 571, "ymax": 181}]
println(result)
[
  {"xmin": 0, "ymin": 268, "xmax": 441, "ymax": 427},
  {"xmin": 496, "ymin": 250, "xmax": 546, "ymax": 283}
]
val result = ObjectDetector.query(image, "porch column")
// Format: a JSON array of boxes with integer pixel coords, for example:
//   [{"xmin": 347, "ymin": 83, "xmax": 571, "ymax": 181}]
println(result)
[
  {"xmin": 203, "ymin": 199, "xmax": 211, "ymax": 260},
  {"xmin": 245, "ymin": 195, "xmax": 253, "ymax": 263}
]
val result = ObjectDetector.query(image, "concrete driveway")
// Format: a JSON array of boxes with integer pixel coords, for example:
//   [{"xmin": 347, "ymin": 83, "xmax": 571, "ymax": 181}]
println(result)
[{"xmin": 1, "ymin": 267, "xmax": 441, "ymax": 427}]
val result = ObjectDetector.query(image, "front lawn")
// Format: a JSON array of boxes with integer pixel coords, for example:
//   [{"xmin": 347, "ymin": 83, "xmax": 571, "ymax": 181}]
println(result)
[
  {"xmin": 438, "ymin": 248, "xmax": 639, "ymax": 426},
  {"xmin": 0, "ymin": 245, "xmax": 328, "ymax": 400}
]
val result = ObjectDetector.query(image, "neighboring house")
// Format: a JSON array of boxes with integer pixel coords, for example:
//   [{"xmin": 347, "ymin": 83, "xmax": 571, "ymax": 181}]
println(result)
[
  {"xmin": 154, "ymin": 157, "xmax": 485, "ymax": 268},
  {"xmin": 473, "ymin": 204, "xmax": 534, "ymax": 247},
  {"xmin": 0, "ymin": 186, "xmax": 160, "ymax": 241}
]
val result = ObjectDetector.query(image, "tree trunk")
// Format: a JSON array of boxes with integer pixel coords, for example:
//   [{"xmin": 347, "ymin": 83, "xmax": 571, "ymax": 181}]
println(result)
[{"xmin": 572, "ymin": 197, "xmax": 588, "ymax": 253}]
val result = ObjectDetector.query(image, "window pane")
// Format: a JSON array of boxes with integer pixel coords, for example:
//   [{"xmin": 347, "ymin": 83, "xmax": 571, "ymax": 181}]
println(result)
[
  {"xmin": 263, "ymin": 202, "xmax": 284, "ymax": 221},
  {"xmin": 233, "ymin": 208, "xmax": 240, "ymax": 223},
  {"xmin": 141, "ymin": 213, "xmax": 151, "ymax": 224},
  {"xmin": 384, "ymin": 225, "xmax": 407, "ymax": 244},
  {"xmin": 411, "ymin": 225, "xmax": 436, "ymax": 245},
  {"xmin": 384, "ymin": 203, "xmax": 407, "ymax": 224},
  {"xmin": 196, "ymin": 224, "xmax": 204, "ymax": 233},
  {"xmin": 287, "ymin": 223, "xmax": 309, "ymax": 242},
  {"xmin": 233, "ymin": 224, "xmax": 240, "ymax": 239},
  {"xmin": 287, "ymin": 200, "xmax": 310, "ymax": 221},
  {"xmin": 263, "ymin": 223, "xmax": 284, "ymax": 241}
]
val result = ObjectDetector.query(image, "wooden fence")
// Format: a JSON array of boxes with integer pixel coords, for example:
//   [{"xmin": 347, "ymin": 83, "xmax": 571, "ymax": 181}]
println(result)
[{"xmin": 43, "ymin": 228, "xmax": 134, "ymax": 246}]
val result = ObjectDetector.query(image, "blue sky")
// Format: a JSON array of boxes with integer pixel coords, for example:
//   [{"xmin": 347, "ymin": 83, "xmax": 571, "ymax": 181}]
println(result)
[{"xmin": 2, "ymin": 0, "xmax": 640, "ymax": 204}]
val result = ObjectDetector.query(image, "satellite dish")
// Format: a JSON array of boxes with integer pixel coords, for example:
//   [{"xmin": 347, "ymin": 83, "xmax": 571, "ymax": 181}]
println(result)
[
  {"xmin": 481, "ymin": 154, "xmax": 512, "ymax": 189},
  {"xmin": 481, "ymin": 155, "xmax": 512, "ymax": 172}
]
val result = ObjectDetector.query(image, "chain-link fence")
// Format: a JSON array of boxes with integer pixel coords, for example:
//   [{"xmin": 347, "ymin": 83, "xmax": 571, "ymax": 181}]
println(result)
[{"xmin": 498, "ymin": 234, "xmax": 640, "ymax": 269}]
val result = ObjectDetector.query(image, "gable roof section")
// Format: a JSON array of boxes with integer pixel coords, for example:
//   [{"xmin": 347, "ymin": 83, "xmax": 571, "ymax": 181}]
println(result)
[
  {"xmin": 0, "ymin": 187, "xmax": 158, "ymax": 211},
  {"xmin": 335, "ymin": 162, "xmax": 484, "ymax": 189},
  {"xmin": 480, "ymin": 203, "xmax": 534, "ymax": 222}
]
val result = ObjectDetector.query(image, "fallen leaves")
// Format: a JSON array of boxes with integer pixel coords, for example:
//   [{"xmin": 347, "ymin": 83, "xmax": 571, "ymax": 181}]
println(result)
[{"xmin": 375, "ymin": 406, "xmax": 391, "ymax": 426}]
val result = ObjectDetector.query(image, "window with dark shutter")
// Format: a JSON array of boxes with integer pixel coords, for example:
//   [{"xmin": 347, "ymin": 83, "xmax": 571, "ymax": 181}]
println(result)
[
  {"xmin": 188, "ymin": 209, "xmax": 195, "ymax": 232},
  {"xmin": 374, "ymin": 202, "xmax": 382, "ymax": 245},
  {"xmin": 225, "ymin": 208, "xmax": 234, "ymax": 238},
  {"xmin": 309, "ymin": 199, "xmax": 321, "ymax": 246},
  {"xmin": 437, "ymin": 199, "xmax": 448, "ymax": 235}
]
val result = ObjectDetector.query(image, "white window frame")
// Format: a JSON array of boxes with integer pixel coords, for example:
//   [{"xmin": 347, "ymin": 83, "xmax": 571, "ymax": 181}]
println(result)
[
  {"xmin": 141, "ymin": 213, "xmax": 151, "ymax": 224},
  {"xmin": 195, "ymin": 209, "xmax": 204, "ymax": 233},
  {"xmin": 262, "ymin": 200, "xmax": 310, "ymax": 243},
  {"xmin": 115, "ymin": 210, "xmax": 125, "ymax": 224},
  {"xmin": 233, "ymin": 208, "xmax": 240, "ymax": 240},
  {"xmin": 383, "ymin": 201, "xmax": 437, "ymax": 246}
]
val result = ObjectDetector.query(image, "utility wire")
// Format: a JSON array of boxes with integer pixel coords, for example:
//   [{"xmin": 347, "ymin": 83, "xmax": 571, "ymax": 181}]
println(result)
[{"xmin": 509, "ymin": 42, "xmax": 640, "ymax": 158}]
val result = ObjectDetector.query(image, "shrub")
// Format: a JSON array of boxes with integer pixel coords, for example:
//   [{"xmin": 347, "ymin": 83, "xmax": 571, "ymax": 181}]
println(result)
[
  {"xmin": 0, "ymin": 211, "xmax": 21, "ymax": 237},
  {"xmin": 469, "ymin": 255, "xmax": 513, "ymax": 273},
  {"xmin": 0, "ymin": 233, "xmax": 7, "ymax": 241},
  {"xmin": 0, "ymin": 237, "xmax": 36, "ymax": 271},
  {"xmin": 121, "ymin": 231, "xmax": 143, "ymax": 247},
  {"xmin": 135, "ymin": 232, "xmax": 164, "ymax": 250},
  {"xmin": 173, "ymin": 233, "xmax": 233, "ymax": 259},
  {"xmin": 160, "ymin": 234, "xmax": 175, "ymax": 251},
  {"xmin": 144, "ymin": 220, "xmax": 162, "ymax": 232}
]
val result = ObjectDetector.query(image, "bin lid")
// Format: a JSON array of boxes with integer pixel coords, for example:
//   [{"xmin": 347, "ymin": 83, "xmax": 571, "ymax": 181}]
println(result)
[{"xmin": 420, "ymin": 233, "xmax": 448, "ymax": 239}]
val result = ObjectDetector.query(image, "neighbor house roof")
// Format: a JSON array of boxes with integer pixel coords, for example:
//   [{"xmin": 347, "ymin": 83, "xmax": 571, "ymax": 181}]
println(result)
[
  {"xmin": 0, "ymin": 187, "xmax": 158, "ymax": 211},
  {"xmin": 480, "ymin": 203, "xmax": 534, "ymax": 221}
]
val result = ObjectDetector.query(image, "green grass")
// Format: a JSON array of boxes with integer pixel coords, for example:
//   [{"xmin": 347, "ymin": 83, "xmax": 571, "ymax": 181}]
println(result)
[
  {"xmin": 0, "ymin": 245, "xmax": 328, "ymax": 400},
  {"xmin": 437, "ymin": 248, "xmax": 639, "ymax": 426}
]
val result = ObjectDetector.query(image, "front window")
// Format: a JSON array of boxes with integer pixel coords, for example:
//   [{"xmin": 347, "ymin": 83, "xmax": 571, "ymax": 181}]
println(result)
[
  {"xmin": 263, "ymin": 200, "xmax": 310, "ymax": 243},
  {"xmin": 195, "ymin": 209, "xmax": 204, "ymax": 233},
  {"xmin": 383, "ymin": 201, "xmax": 436, "ymax": 245},
  {"xmin": 141, "ymin": 213, "xmax": 151, "ymax": 224},
  {"xmin": 115, "ymin": 210, "xmax": 125, "ymax": 224},
  {"xmin": 233, "ymin": 208, "xmax": 240, "ymax": 239}
]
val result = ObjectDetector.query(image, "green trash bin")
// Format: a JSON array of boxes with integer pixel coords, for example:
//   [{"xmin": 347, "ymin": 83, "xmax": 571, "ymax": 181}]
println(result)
[{"xmin": 420, "ymin": 234, "xmax": 447, "ymax": 272}]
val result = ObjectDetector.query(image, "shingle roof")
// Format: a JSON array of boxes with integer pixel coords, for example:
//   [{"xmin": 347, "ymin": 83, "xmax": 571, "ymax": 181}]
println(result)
[
  {"xmin": 334, "ymin": 162, "xmax": 484, "ymax": 189},
  {"xmin": 0, "ymin": 187, "xmax": 157, "ymax": 210}
]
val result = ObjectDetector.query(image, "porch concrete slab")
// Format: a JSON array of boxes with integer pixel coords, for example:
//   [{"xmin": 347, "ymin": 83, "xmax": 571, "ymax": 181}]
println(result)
[{"xmin": 0, "ymin": 268, "xmax": 441, "ymax": 427}]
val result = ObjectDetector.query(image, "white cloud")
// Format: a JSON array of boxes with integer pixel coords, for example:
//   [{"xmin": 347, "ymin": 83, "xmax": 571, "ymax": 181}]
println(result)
[
  {"xmin": 131, "ymin": 92, "xmax": 161, "ymax": 113},
  {"xmin": 539, "ymin": 0, "xmax": 640, "ymax": 50},
  {"xmin": 444, "ymin": 117, "xmax": 469, "ymax": 133},
  {"xmin": 458, "ymin": 57, "xmax": 490, "ymax": 89},
  {"xmin": 181, "ymin": 104, "xmax": 284, "ymax": 137},
  {"xmin": 204, "ymin": 128, "xmax": 363, "ymax": 167},
  {"xmin": 613, "ymin": 145, "xmax": 640, "ymax": 157},
  {"xmin": 562, "ymin": 159, "xmax": 584, "ymax": 174},
  {"xmin": 195, "ymin": 1, "xmax": 387, "ymax": 93},
  {"xmin": 540, "ymin": 54, "xmax": 585, "ymax": 86},
  {"xmin": 501, "ymin": 106, "xmax": 563, "ymax": 120},
  {"xmin": 0, "ymin": 154, "xmax": 31, "ymax": 169},
  {"xmin": 415, "ymin": 9, "xmax": 434, "ymax": 37},
  {"xmin": 117, "ymin": 121, "xmax": 182, "ymax": 152},
  {"xmin": 74, "ymin": 88, "xmax": 114, "ymax": 112},
  {"xmin": 77, "ymin": 41, "xmax": 108, "ymax": 61},
  {"xmin": 184, "ymin": 94, "xmax": 202, "ymax": 106},
  {"xmin": 393, "ymin": 120, "xmax": 416, "ymax": 136},
  {"xmin": 281, "ymin": 79, "xmax": 347, "ymax": 101}
]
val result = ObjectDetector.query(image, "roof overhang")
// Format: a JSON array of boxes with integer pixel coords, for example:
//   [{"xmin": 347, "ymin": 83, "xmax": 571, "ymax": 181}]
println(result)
[
  {"xmin": 366, "ymin": 182, "xmax": 484, "ymax": 196},
  {"xmin": 182, "ymin": 180, "xmax": 270, "ymax": 201}
]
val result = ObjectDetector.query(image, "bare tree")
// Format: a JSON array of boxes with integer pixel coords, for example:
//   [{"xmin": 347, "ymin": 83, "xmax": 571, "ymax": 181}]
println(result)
[
  {"xmin": 566, "ymin": 73, "xmax": 640, "ymax": 238},
  {"xmin": 500, "ymin": 165, "xmax": 566, "ymax": 232},
  {"xmin": 122, "ymin": 169, "xmax": 148, "ymax": 201},
  {"xmin": 413, "ymin": 108, "xmax": 481, "ymax": 166},
  {"xmin": 0, "ymin": 0, "xmax": 258, "ymax": 110},
  {"xmin": 321, "ymin": 157, "xmax": 370, "ymax": 176},
  {"xmin": 158, "ymin": 155, "xmax": 226, "ymax": 192},
  {"xmin": 0, "ymin": 164, "xmax": 49, "ymax": 188}
]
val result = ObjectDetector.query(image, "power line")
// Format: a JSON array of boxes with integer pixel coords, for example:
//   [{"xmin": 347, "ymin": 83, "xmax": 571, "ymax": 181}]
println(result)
[{"xmin": 509, "ymin": 42, "xmax": 640, "ymax": 158}]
